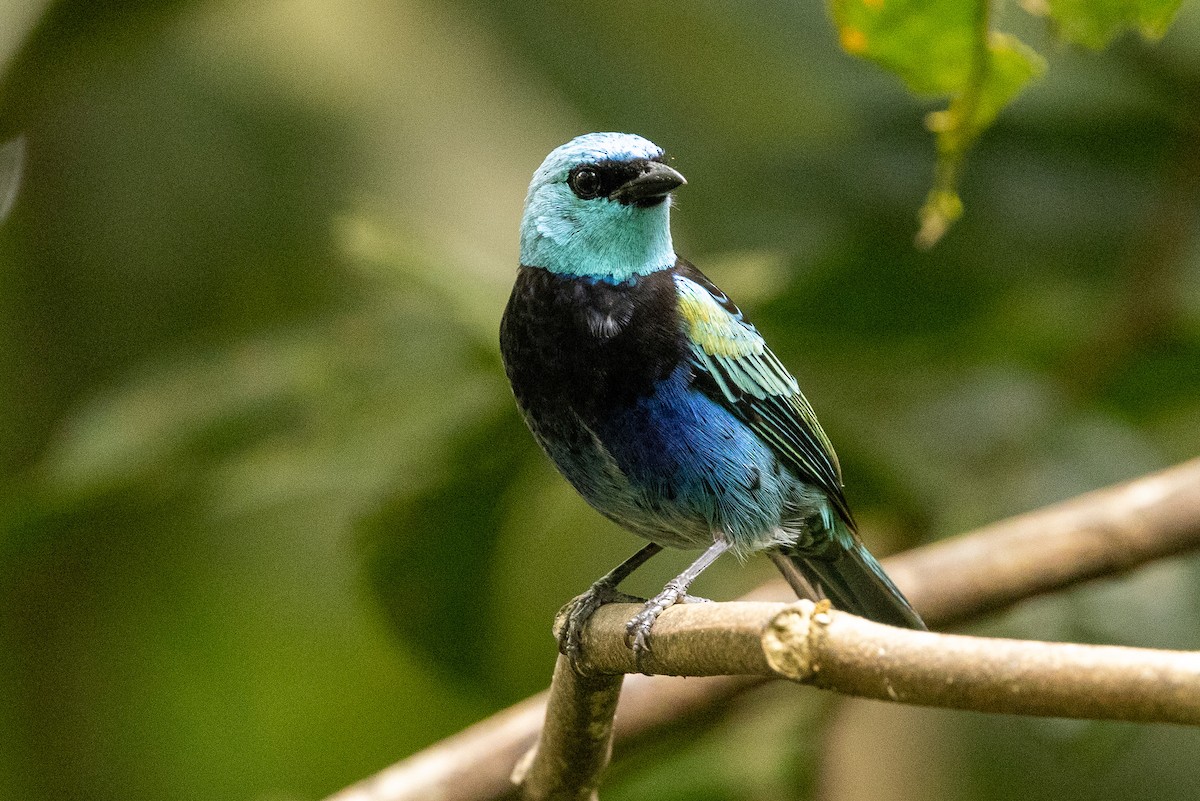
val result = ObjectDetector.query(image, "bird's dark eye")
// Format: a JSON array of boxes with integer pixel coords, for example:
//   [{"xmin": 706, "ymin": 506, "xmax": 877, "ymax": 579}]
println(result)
[{"xmin": 569, "ymin": 166, "xmax": 603, "ymax": 199}]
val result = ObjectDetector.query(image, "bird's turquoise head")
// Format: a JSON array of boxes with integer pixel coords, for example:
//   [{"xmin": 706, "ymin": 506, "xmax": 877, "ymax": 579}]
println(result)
[{"xmin": 519, "ymin": 132, "xmax": 686, "ymax": 283}]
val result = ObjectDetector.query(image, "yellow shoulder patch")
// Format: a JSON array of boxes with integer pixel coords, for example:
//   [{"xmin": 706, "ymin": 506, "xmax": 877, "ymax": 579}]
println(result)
[
  {"xmin": 674, "ymin": 275, "xmax": 799, "ymax": 401},
  {"xmin": 675, "ymin": 276, "xmax": 764, "ymax": 359}
]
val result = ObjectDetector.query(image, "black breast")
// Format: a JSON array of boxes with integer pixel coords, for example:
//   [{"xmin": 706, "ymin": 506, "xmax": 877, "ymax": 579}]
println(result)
[{"xmin": 499, "ymin": 266, "xmax": 685, "ymax": 425}]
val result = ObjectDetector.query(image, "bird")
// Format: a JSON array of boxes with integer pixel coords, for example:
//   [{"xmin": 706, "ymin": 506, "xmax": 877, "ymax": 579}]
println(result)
[{"xmin": 499, "ymin": 132, "xmax": 925, "ymax": 663}]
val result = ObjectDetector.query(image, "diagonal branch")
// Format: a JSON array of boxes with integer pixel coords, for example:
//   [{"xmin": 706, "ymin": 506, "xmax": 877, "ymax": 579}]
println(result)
[{"xmin": 325, "ymin": 458, "xmax": 1200, "ymax": 801}]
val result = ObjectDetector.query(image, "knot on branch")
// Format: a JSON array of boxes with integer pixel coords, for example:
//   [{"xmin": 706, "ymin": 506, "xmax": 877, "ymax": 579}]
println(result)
[{"xmin": 761, "ymin": 598, "xmax": 832, "ymax": 681}]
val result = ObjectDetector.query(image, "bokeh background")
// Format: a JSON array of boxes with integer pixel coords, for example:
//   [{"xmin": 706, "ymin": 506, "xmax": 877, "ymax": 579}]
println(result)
[{"xmin": 2, "ymin": 1, "xmax": 1200, "ymax": 800}]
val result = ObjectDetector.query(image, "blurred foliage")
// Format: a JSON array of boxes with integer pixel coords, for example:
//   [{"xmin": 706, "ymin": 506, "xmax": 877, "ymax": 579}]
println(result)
[
  {"xmin": 1, "ymin": 1, "xmax": 1199, "ymax": 801},
  {"xmin": 1046, "ymin": 0, "xmax": 1187, "ymax": 48},
  {"xmin": 0, "ymin": 136, "xmax": 23, "ymax": 221},
  {"xmin": 830, "ymin": 0, "xmax": 1183, "ymax": 245},
  {"xmin": 830, "ymin": 0, "xmax": 1045, "ymax": 245}
]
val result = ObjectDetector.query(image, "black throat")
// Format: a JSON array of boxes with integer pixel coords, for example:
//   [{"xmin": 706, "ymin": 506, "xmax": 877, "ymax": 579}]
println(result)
[{"xmin": 499, "ymin": 265, "xmax": 686, "ymax": 425}]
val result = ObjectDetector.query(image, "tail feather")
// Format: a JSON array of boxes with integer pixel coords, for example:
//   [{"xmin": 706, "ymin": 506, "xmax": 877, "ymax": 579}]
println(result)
[{"xmin": 775, "ymin": 526, "xmax": 926, "ymax": 631}]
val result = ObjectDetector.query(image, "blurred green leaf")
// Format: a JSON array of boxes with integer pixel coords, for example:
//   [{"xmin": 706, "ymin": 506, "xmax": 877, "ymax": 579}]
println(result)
[
  {"xmin": 0, "ymin": 136, "xmax": 23, "ymax": 222},
  {"xmin": 920, "ymin": 32, "xmax": 1046, "ymax": 246},
  {"xmin": 1041, "ymin": 0, "xmax": 1187, "ymax": 48},
  {"xmin": 828, "ymin": 0, "xmax": 1045, "ymax": 246},
  {"xmin": 358, "ymin": 406, "xmax": 538, "ymax": 689},
  {"xmin": 830, "ymin": 0, "xmax": 985, "ymax": 95}
]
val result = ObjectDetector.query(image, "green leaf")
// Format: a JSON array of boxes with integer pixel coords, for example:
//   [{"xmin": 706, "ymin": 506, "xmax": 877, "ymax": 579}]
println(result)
[
  {"xmin": 829, "ymin": 0, "xmax": 981, "ymax": 96},
  {"xmin": 357, "ymin": 407, "xmax": 538, "ymax": 689},
  {"xmin": 1040, "ymin": 0, "xmax": 1187, "ymax": 49},
  {"xmin": 931, "ymin": 33, "xmax": 1046, "ymax": 152},
  {"xmin": 919, "ymin": 32, "xmax": 1046, "ymax": 246},
  {"xmin": 828, "ymin": 0, "xmax": 1045, "ymax": 246}
]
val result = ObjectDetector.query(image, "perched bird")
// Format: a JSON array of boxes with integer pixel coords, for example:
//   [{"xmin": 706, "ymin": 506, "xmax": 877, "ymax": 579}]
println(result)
[{"xmin": 500, "ymin": 133, "xmax": 924, "ymax": 660}]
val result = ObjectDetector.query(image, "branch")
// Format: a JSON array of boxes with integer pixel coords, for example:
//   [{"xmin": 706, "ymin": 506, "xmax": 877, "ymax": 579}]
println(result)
[
  {"xmin": 519, "ymin": 597, "xmax": 1200, "ymax": 799},
  {"xmin": 886, "ymin": 457, "xmax": 1200, "ymax": 626},
  {"xmin": 510, "ymin": 658, "xmax": 622, "ymax": 801},
  {"xmin": 324, "ymin": 458, "xmax": 1200, "ymax": 801},
  {"xmin": 766, "ymin": 603, "xmax": 1200, "ymax": 723},
  {"xmin": 562, "ymin": 599, "xmax": 1200, "ymax": 724}
]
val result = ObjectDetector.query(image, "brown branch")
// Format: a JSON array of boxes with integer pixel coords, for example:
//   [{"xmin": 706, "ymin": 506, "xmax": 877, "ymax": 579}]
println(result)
[
  {"xmin": 519, "ymin": 595, "xmax": 1200, "ymax": 799},
  {"xmin": 885, "ymin": 456, "xmax": 1200, "ymax": 626},
  {"xmin": 569, "ymin": 601, "xmax": 782, "ymax": 678},
  {"xmin": 512, "ymin": 657, "xmax": 623, "ymax": 801},
  {"xmin": 323, "ymin": 458, "xmax": 1200, "ymax": 801},
  {"xmin": 546, "ymin": 599, "xmax": 1200, "ymax": 724},
  {"xmin": 767, "ymin": 602, "xmax": 1200, "ymax": 723},
  {"xmin": 515, "ymin": 602, "xmax": 785, "ymax": 801}
]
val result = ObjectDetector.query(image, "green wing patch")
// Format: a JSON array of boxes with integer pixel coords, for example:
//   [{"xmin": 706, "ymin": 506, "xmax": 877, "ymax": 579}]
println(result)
[
  {"xmin": 674, "ymin": 266, "xmax": 852, "ymax": 524},
  {"xmin": 675, "ymin": 274, "xmax": 798, "ymax": 401}
]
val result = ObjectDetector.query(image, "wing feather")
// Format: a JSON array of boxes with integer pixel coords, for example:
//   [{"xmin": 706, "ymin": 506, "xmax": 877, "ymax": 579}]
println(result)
[{"xmin": 673, "ymin": 260, "xmax": 853, "ymax": 525}]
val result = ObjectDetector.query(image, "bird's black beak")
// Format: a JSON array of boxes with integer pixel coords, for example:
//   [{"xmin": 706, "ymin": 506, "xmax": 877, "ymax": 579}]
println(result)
[{"xmin": 609, "ymin": 161, "xmax": 687, "ymax": 207}]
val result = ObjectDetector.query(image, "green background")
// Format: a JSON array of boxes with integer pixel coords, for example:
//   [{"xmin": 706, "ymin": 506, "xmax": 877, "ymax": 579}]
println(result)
[{"xmin": 1, "ymin": 1, "xmax": 1199, "ymax": 800}]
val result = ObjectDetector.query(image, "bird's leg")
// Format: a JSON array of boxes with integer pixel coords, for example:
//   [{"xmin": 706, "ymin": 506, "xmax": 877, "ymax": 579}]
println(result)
[
  {"xmin": 625, "ymin": 537, "xmax": 732, "ymax": 669},
  {"xmin": 556, "ymin": 542, "xmax": 663, "ymax": 659}
]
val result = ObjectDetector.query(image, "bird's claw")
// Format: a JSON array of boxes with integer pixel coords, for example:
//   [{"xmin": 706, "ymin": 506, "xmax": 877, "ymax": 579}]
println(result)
[
  {"xmin": 624, "ymin": 584, "xmax": 699, "ymax": 671},
  {"xmin": 555, "ymin": 582, "xmax": 645, "ymax": 661}
]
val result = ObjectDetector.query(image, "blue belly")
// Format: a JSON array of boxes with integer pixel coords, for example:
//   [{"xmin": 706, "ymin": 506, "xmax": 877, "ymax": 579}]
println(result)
[{"xmin": 542, "ymin": 366, "xmax": 812, "ymax": 552}]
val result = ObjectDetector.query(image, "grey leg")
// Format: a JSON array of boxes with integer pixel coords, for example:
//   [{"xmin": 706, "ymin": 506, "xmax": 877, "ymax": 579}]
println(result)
[
  {"xmin": 625, "ymin": 538, "xmax": 732, "ymax": 668},
  {"xmin": 557, "ymin": 543, "xmax": 664, "ymax": 659}
]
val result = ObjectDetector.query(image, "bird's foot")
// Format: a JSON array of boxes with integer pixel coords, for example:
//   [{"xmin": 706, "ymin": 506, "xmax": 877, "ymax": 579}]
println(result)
[
  {"xmin": 624, "ymin": 583, "xmax": 706, "ymax": 672},
  {"xmin": 555, "ymin": 581, "xmax": 646, "ymax": 662}
]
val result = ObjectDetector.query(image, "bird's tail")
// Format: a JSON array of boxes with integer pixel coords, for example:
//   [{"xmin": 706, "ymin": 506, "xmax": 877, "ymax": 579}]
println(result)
[{"xmin": 774, "ymin": 520, "xmax": 926, "ymax": 631}]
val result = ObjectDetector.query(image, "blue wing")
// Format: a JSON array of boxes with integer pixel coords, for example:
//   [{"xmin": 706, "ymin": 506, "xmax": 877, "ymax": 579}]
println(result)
[{"xmin": 673, "ymin": 260, "xmax": 854, "ymax": 527}]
